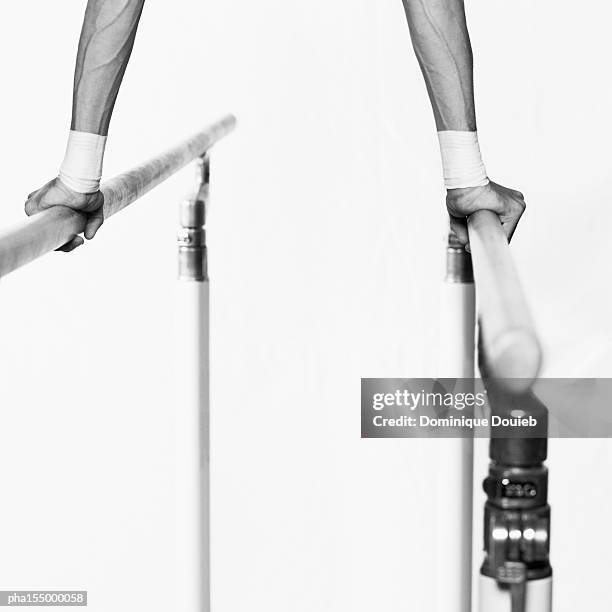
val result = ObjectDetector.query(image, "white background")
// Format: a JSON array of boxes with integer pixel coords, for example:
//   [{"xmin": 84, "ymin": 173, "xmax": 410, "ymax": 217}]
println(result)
[{"xmin": 0, "ymin": 0, "xmax": 611, "ymax": 610}]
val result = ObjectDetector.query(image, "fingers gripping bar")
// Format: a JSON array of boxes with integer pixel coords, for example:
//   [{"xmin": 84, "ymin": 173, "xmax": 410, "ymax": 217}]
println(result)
[{"xmin": 0, "ymin": 115, "xmax": 236, "ymax": 279}]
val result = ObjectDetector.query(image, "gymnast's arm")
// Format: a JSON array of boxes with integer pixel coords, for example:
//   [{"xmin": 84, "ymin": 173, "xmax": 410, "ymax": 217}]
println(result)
[
  {"xmin": 70, "ymin": 0, "xmax": 145, "ymax": 136},
  {"xmin": 25, "ymin": 0, "xmax": 146, "ymax": 251},
  {"xmin": 401, "ymin": 0, "xmax": 526, "ymax": 245}
]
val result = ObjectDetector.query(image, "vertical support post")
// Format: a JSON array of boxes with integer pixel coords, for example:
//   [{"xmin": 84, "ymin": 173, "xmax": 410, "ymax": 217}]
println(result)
[
  {"xmin": 175, "ymin": 154, "xmax": 210, "ymax": 612},
  {"xmin": 436, "ymin": 233, "xmax": 476, "ymax": 612}
]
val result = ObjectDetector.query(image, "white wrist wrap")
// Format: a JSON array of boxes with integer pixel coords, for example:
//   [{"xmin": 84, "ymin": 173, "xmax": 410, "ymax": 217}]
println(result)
[
  {"xmin": 437, "ymin": 130, "xmax": 489, "ymax": 189},
  {"xmin": 59, "ymin": 130, "xmax": 107, "ymax": 193}
]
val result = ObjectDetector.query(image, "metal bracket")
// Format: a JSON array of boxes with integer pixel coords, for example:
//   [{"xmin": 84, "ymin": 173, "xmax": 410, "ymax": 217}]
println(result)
[
  {"xmin": 178, "ymin": 154, "xmax": 210, "ymax": 281},
  {"xmin": 482, "ymin": 461, "xmax": 551, "ymax": 612}
]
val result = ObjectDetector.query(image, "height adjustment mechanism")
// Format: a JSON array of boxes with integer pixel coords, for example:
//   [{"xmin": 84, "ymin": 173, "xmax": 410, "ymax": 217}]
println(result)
[
  {"xmin": 178, "ymin": 155, "xmax": 210, "ymax": 281},
  {"xmin": 481, "ymin": 394, "xmax": 552, "ymax": 612}
]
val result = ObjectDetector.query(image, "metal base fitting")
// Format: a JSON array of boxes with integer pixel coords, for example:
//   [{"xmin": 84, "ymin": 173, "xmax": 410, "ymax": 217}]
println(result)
[
  {"xmin": 480, "ymin": 392, "xmax": 552, "ymax": 612},
  {"xmin": 479, "ymin": 575, "xmax": 552, "ymax": 612},
  {"xmin": 178, "ymin": 155, "xmax": 210, "ymax": 281}
]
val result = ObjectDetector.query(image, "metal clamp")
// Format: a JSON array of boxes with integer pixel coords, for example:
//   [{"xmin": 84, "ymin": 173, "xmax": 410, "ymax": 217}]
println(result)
[
  {"xmin": 178, "ymin": 154, "xmax": 210, "ymax": 281},
  {"xmin": 482, "ymin": 460, "xmax": 551, "ymax": 612}
]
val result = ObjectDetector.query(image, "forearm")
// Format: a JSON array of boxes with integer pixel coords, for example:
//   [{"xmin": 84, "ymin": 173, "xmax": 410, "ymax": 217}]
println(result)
[
  {"xmin": 401, "ymin": 0, "xmax": 475, "ymax": 131},
  {"xmin": 71, "ymin": 0, "xmax": 145, "ymax": 135}
]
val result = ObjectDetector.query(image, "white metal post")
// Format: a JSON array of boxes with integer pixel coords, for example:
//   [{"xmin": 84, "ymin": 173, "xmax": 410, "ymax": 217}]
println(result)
[
  {"xmin": 175, "ymin": 155, "xmax": 211, "ymax": 612},
  {"xmin": 436, "ymin": 234, "xmax": 475, "ymax": 612}
]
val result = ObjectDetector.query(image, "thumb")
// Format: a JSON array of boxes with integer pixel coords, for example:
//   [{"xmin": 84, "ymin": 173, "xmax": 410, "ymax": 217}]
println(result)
[
  {"xmin": 84, "ymin": 209, "xmax": 104, "ymax": 240},
  {"xmin": 56, "ymin": 236, "xmax": 85, "ymax": 252}
]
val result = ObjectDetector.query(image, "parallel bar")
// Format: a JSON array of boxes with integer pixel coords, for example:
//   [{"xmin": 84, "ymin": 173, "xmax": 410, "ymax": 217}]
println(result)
[
  {"xmin": 467, "ymin": 210, "xmax": 542, "ymax": 391},
  {"xmin": 0, "ymin": 114, "xmax": 236, "ymax": 279}
]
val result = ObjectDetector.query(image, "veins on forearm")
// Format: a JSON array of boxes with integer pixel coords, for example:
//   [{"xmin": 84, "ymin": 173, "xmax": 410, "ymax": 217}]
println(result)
[
  {"xmin": 404, "ymin": 0, "xmax": 476, "ymax": 130},
  {"xmin": 72, "ymin": 0, "xmax": 144, "ymax": 133}
]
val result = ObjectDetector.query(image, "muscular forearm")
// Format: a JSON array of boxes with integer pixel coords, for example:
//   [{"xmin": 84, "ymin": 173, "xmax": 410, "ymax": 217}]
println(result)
[
  {"xmin": 401, "ymin": 0, "xmax": 475, "ymax": 131},
  {"xmin": 71, "ymin": 0, "xmax": 145, "ymax": 135}
]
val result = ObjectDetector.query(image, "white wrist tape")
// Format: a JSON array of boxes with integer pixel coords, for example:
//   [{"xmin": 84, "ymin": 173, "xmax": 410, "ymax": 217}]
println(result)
[
  {"xmin": 59, "ymin": 130, "xmax": 107, "ymax": 193},
  {"xmin": 437, "ymin": 130, "xmax": 489, "ymax": 189}
]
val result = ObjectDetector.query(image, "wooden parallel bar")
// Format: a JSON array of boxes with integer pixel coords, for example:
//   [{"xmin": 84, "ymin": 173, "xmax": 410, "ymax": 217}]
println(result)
[
  {"xmin": 468, "ymin": 209, "xmax": 542, "ymax": 392},
  {"xmin": 0, "ymin": 114, "xmax": 236, "ymax": 278}
]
